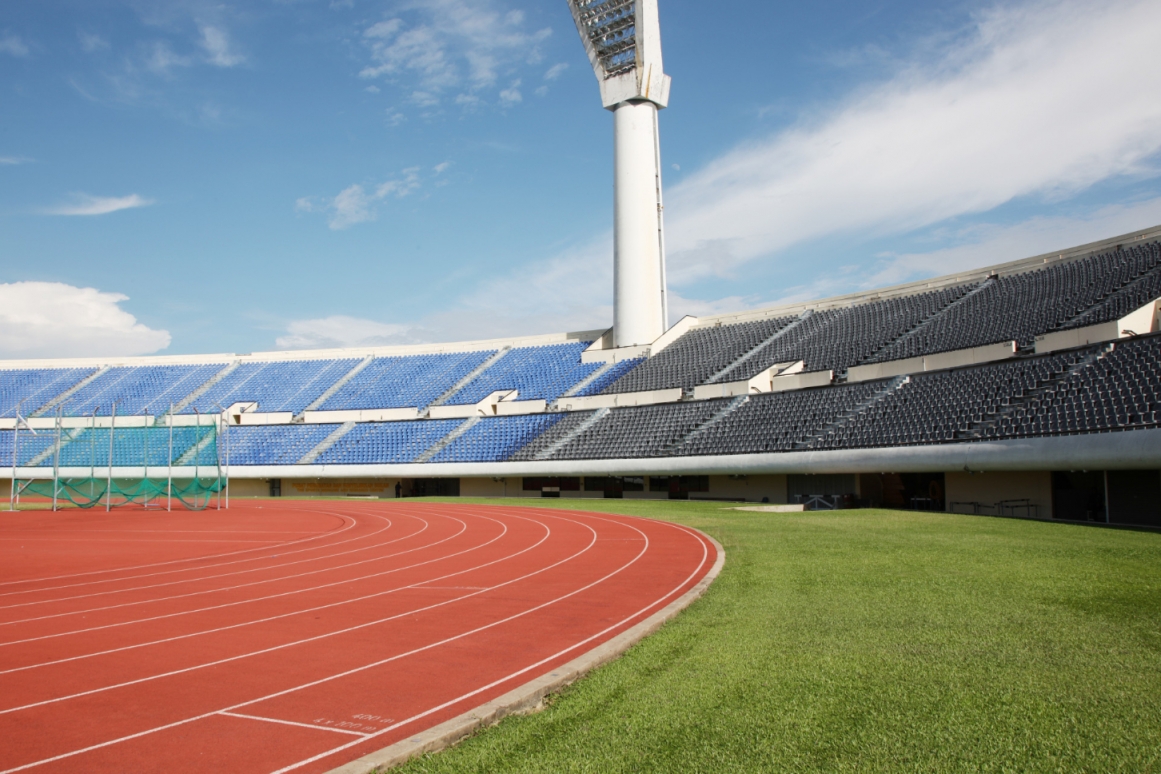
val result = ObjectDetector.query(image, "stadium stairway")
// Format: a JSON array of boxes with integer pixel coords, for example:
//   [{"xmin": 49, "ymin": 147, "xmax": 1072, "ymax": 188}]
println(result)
[
  {"xmin": 169, "ymin": 362, "xmax": 241, "ymax": 417},
  {"xmin": 708, "ymin": 311, "xmax": 813, "ymax": 384},
  {"xmin": 298, "ymin": 421, "xmax": 358, "ymax": 464},
  {"xmin": 296, "ymin": 357, "xmax": 375, "ymax": 420},
  {"xmin": 423, "ymin": 349, "xmax": 510, "ymax": 414},
  {"xmin": 32, "ymin": 366, "xmax": 109, "ymax": 417},
  {"xmin": 799, "ymin": 375, "xmax": 911, "ymax": 450},
  {"xmin": 416, "ymin": 416, "xmax": 481, "ymax": 462},
  {"xmin": 533, "ymin": 408, "xmax": 610, "ymax": 461}
]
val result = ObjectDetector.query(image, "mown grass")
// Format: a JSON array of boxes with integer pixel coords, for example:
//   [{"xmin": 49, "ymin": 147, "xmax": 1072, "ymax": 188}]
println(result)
[{"xmin": 381, "ymin": 498, "xmax": 1161, "ymax": 773}]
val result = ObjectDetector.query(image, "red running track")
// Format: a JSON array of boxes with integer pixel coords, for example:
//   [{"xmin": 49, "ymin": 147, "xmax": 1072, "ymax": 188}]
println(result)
[{"xmin": 0, "ymin": 500, "xmax": 716, "ymax": 773}]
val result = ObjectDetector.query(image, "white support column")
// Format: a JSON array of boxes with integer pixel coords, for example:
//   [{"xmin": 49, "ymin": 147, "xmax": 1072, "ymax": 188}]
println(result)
[{"xmin": 613, "ymin": 100, "xmax": 667, "ymax": 347}]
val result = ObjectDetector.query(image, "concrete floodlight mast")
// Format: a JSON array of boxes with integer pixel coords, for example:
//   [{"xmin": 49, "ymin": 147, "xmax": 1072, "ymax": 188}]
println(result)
[{"xmin": 568, "ymin": 0, "xmax": 672, "ymax": 348}]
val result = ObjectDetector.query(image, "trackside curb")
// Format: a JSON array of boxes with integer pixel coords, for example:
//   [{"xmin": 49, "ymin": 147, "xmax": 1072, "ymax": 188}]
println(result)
[{"xmin": 325, "ymin": 529, "xmax": 725, "ymax": 774}]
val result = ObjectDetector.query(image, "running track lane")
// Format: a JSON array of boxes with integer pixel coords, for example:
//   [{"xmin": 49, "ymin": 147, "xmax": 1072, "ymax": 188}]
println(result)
[{"xmin": 0, "ymin": 500, "xmax": 717, "ymax": 773}]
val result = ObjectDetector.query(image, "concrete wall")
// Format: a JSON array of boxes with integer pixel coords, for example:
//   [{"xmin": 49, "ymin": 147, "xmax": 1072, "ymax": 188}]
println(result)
[
  {"xmin": 944, "ymin": 470, "xmax": 1053, "ymax": 517},
  {"xmin": 696, "ymin": 475, "xmax": 787, "ymax": 503},
  {"xmin": 282, "ymin": 478, "xmax": 401, "ymax": 498}
]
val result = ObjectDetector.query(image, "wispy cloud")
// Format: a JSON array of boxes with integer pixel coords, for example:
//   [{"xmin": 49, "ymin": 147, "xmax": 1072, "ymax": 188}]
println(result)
[
  {"xmin": 0, "ymin": 282, "xmax": 170, "ymax": 358},
  {"xmin": 0, "ymin": 33, "xmax": 29, "ymax": 57},
  {"xmin": 144, "ymin": 41, "xmax": 191, "ymax": 74},
  {"xmin": 358, "ymin": 0, "xmax": 550, "ymax": 113},
  {"xmin": 199, "ymin": 25, "xmax": 244, "ymax": 67},
  {"xmin": 543, "ymin": 62, "xmax": 567, "ymax": 80},
  {"xmin": 78, "ymin": 31, "xmax": 109, "ymax": 53},
  {"xmin": 0, "ymin": 156, "xmax": 32, "ymax": 165},
  {"xmin": 44, "ymin": 194, "xmax": 154, "ymax": 216},
  {"xmin": 277, "ymin": 315, "xmax": 425, "ymax": 349},
  {"xmin": 663, "ymin": 0, "xmax": 1161, "ymax": 286},
  {"xmin": 296, "ymin": 168, "xmax": 422, "ymax": 230}
]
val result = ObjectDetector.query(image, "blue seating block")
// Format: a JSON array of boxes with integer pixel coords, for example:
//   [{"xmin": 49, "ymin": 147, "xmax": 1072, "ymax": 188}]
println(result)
[
  {"xmin": 186, "ymin": 360, "xmax": 358, "ymax": 415},
  {"xmin": 318, "ymin": 420, "xmax": 462, "ymax": 464},
  {"xmin": 448, "ymin": 343, "xmax": 598, "ymax": 405},
  {"xmin": 432, "ymin": 415, "xmax": 564, "ymax": 463},
  {"xmin": 320, "ymin": 351, "xmax": 495, "ymax": 411},
  {"xmin": 0, "ymin": 368, "xmax": 96, "ymax": 418}
]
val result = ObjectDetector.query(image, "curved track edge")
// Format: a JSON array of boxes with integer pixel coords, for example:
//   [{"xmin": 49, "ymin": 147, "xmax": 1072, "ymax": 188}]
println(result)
[{"xmin": 325, "ymin": 529, "xmax": 725, "ymax": 774}]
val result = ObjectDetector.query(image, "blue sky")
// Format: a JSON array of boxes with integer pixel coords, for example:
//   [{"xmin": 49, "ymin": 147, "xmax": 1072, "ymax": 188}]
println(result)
[{"xmin": 1, "ymin": 0, "xmax": 1160, "ymax": 358}]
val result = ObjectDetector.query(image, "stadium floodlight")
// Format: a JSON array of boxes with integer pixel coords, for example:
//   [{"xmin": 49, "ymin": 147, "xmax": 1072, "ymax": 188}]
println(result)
[{"xmin": 568, "ymin": 0, "xmax": 671, "ymax": 348}]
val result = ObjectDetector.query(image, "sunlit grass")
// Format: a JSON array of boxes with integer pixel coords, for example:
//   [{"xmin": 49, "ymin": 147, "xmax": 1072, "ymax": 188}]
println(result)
[{"xmin": 381, "ymin": 499, "xmax": 1161, "ymax": 773}]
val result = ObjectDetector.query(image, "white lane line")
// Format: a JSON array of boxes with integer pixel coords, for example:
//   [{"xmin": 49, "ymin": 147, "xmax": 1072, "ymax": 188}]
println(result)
[
  {"xmin": 0, "ymin": 507, "xmax": 360, "ymax": 590},
  {"xmin": 272, "ymin": 527, "xmax": 710, "ymax": 774},
  {"xmin": 0, "ymin": 509, "xmax": 613, "ymax": 773},
  {"xmin": 0, "ymin": 538, "xmax": 296, "ymax": 544},
  {"xmin": 0, "ymin": 509, "xmax": 693, "ymax": 774},
  {"xmin": 0, "ymin": 514, "xmax": 405, "ymax": 610},
  {"xmin": 0, "ymin": 511, "xmax": 572, "ymax": 716},
  {"xmin": 0, "ymin": 517, "xmax": 437, "ymax": 626},
  {"xmin": 217, "ymin": 711, "xmax": 370, "ymax": 737},
  {"xmin": 0, "ymin": 517, "xmax": 463, "ymax": 648},
  {"xmin": 0, "ymin": 508, "xmax": 385, "ymax": 599},
  {"xmin": 0, "ymin": 515, "xmax": 515, "ymax": 674}
]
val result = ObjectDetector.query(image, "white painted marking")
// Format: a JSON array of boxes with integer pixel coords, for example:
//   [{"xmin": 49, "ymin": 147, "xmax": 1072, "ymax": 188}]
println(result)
[{"xmin": 217, "ymin": 711, "xmax": 370, "ymax": 737}]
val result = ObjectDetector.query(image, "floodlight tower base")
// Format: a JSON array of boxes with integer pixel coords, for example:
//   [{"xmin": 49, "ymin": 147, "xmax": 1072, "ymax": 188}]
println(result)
[{"xmin": 613, "ymin": 99, "xmax": 667, "ymax": 347}]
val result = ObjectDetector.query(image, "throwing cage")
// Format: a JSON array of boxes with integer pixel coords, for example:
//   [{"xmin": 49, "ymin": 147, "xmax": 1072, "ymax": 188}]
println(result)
[{"xmin": 8, "ymin": 407, "xmax": 229, "ymax": 512}]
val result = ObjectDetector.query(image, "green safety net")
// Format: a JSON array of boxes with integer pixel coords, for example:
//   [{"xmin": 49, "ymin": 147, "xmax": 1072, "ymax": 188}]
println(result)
[
  {"xmin": 13, "ymin": 419, "xmax": 227, "ymax": 511},
  {"xmin": 17, "ymin": 476, "xmax": 224, "ymax": 511}
]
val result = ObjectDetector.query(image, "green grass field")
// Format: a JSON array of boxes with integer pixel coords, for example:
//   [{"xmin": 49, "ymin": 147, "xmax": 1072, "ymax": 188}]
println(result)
[{"xmin": 383, "ymin": 499, "xmax": 1161, "ymax": 773}]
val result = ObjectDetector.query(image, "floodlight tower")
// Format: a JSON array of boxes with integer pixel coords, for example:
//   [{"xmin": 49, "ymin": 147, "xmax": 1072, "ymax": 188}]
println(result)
[{"xmin": 568, "ymin": 0, "xmax": 672, "ymax": 348}]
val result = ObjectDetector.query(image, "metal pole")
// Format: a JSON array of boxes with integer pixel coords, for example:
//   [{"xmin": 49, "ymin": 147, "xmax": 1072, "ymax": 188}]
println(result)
[
  {"xmin": 194, "ymin": 408, "xmax": 201, "ymax": 509},
  {"xmin": 167, "ymin": 405, "xmax": 173, "ymax": 512},
  {"xmin": 52, "ymin": 407, "xmax": 61, "ymax": 512},
  {"xmin": 225, "ymin": 413, "xmax": 230, "ymax": 510},
  {"xmin": 216, "ymin": 413, "xmax": 222, "ymax": 511},
  {"xmin": 89, "ymin": 410, "xmax": 96, "ymax": 504},
  {"xmin": 143, "ymin": 410, "xmax": 149, "ymax": 508},
  {"xmin": 9, "ymin": 400, "xmax": 21, "ymax": 512},
  {"xmin": 106, "ymin": 403, "xmax": 116, "ymax": 512}
]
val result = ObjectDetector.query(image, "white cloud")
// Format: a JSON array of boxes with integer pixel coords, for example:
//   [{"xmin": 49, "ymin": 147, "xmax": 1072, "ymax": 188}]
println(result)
[
  {"xmin": 0, "ymin": 156, "xmax": 31, "ymax": 165},
  {"xmin": 499, "ymin": 79, "xmax": 522, "ymax": 106},
  {"xmin": 863, "ymin": 196, "xmax": 1161, "ymax": 289},
  {"xmin": 664, "ymin": 0, "xmax": 1161, "ymax": 285},
  {"xmin": 199, "ymin": 25, "xmax": 244, "ymax": 67},
  {"xmin": 358, "ymin": 0, "xmax": 550, "ymax": 111},
  {"xmin": 44, "ymin": 194, "xmax": 154, "ymax": 216},
  {"xmin": 543, "ymin": 62, "xmax": 568, "ymax": 80},
  {"xmin": 78, "ymin": 32, "xmax": 109, "ymax": 53},
  {"xmin": 433, "ymin": 161, "xmax": 451, "ymax": 174},
  {"xmin": 277, "ymin": 316, "xmax": 424, "ymax": 349},
  {"xmin": 299, "ymin": 168, "xmax": 422, "ymax": 230},
  {"xmin": 0, "ymin": 282, "xmax": 170, "ymax": 359},
  {"xmin": 0, "ymin": 33, "xmax": 29, "ymax": 57},
  {"xmin": 145, "ymin": 41, "xmax": 191, "ymax": 74}
]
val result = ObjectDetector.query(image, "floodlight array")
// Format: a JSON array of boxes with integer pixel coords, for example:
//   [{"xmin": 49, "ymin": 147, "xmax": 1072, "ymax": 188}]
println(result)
[{"xmin": 569, "ymin": 0, "xmax": 638, "ymax": 79}]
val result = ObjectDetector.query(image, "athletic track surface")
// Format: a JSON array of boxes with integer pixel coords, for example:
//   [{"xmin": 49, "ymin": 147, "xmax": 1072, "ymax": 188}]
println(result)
[{"xmin": 0, "ymin": 500, "xmax": 718, "ymax": 773}]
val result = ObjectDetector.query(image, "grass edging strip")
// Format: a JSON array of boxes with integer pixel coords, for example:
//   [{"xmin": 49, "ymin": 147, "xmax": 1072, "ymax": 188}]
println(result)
[{"xmin": 325, "ymin": 529, "xmax": 725, "ymax": 774}]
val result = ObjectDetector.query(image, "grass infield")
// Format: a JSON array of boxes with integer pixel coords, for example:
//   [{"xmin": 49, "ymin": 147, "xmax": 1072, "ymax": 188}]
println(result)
[{"xmin": 375, "ymin": 498, "xmax": 1161, "ymax": 773}]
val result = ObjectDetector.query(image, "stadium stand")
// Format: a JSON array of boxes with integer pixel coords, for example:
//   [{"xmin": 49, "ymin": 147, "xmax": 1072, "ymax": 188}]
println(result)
[
  {"xmin": 319, "ymin": 352, "xmax": 495, "ymax": 411},
  {"xmin": 5, "ymin": 229, "xmax": 1159, "ymax": 521},
  {"xmin": 226, "ymin": 424, "xmax": 339, "ymax": 466},
  {"xmin": 447, "ymin": 343, "xmax": 599, "ymax": 404},
  {"xmin": 58, "ymin": 365, "xmax": 225, "ymax": 417},
  {"xmin": 0, "ymin": 368, "xmax": 97, "ymax": 417},
  {"xmin": 869, "ymin": 241, "xmax": 1161, "ymax": 362},
  {"xmin": 0, "ymin": 429, "xmax": 58, "ymax": 466},
  {"xmin": 432, "ymin": 415, "xmax": 565, "ymax": 463},
  {"xmin": 318, "ymin": 420, "xmax": 461, "ymax": 464},
  {"xmin": 54, "ymin": 426, "xmax": 217, "ymax": 467},
  {"xmin": 185, "ymin": 360, "xmax": 357, "ymax": 415}
]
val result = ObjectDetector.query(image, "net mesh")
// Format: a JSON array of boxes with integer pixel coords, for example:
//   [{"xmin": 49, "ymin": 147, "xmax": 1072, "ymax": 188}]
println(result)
[{"xmin": 9, "ymin": 421, "xmax": 226, "ymax": 511}]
